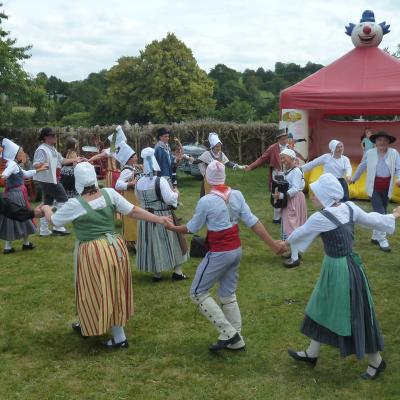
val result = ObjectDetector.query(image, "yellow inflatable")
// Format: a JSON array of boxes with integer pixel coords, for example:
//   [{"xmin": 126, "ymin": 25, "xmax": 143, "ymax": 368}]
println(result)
[{"xmin": 304, "ymin": 163, "xmax": 400, "ymax": 203}]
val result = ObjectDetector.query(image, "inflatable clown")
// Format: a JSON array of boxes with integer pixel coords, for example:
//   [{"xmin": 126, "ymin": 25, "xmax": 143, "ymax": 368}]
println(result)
[{"xmin": 345, "ymin": 10, "xmax": 390, "ymax": 48}]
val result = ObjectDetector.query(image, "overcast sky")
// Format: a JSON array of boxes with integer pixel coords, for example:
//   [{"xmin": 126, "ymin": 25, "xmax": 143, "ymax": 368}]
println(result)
[{"xmin": 3, "ymin": 0, "xmax": 400, "ymax": 82}]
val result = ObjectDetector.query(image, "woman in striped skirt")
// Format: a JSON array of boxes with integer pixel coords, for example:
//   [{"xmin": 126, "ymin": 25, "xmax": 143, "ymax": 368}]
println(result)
[
  {"xmin": 135, "ymin": 147, "xmax": 189, "ymax": 282},
  {"xmin": 0, "ymin": 139, "xmax": 48, "ymax": 254},
  {"xmin": 41, "ymin": 162, "xmax": 172, "ymax": 348}
]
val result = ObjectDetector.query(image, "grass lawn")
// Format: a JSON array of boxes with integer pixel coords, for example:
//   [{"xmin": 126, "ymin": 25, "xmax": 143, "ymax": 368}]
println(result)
[{"xmin": 0, "ymin": 168, "xmax": 400, "ymax": 400}]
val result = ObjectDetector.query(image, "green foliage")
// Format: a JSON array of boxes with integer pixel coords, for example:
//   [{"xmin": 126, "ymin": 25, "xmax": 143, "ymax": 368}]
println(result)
[
  {"xmin": 215, "ymin": 98, "xmax": 256, "ymax": 123},
  {"xmin": 106, "ymin": 33, "xmax": 216, "ymax": 123},
  {"xmin": 61, "ymin": 111, "xmax": 91, "ymax": 127},
  {"xmin": 10, "ymin": 109, "xmax": 33, "ymax": 128}
]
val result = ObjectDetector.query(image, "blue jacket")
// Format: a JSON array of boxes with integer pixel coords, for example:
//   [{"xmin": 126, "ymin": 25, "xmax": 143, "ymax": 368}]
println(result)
[{"xmin": 154, "ymin": 143, "xmax": 175, "ymax": 180}]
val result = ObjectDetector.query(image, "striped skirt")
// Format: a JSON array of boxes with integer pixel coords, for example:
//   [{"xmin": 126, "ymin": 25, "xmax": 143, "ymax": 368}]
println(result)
[
  {"xmin": 136, "ymin": 210, "xmax": 189, "ymax": 273},
  {"xmin": 76, "ymin": 235, "xmax": 134, "ymax": 336},
  {"xmin": 0, "ymin": 187, "xmax": 36, "ymax": 241}
]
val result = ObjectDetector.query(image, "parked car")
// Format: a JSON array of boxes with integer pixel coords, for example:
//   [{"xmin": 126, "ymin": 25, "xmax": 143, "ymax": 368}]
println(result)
[{"xmin": 179, "ymin": 143, "xmax": 207, "ymax": 177}]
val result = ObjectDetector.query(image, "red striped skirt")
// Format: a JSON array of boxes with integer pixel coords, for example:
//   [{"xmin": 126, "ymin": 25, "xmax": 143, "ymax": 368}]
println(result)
[{"xmin": 76, "ymin": 235, "xmax": 134, "ymax": 336}]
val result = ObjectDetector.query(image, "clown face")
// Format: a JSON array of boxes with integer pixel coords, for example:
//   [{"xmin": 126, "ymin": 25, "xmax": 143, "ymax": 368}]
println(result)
[{"xmin": 351, "ymin": 21, "xmax": 383, "ymax": 47}]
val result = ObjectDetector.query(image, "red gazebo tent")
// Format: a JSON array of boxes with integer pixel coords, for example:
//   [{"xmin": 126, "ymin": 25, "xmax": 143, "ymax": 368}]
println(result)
[{"xmin": 280, "ymin": 46, "xmax": 400, "ymax": 162}]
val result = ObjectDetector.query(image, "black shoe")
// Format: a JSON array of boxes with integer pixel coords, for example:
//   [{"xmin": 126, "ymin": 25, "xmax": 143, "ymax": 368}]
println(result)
[
  {"xmin": 71, "ymin": 322, "xmax": 88, "ymax": 339},
  {"xmin": 172, "ymin": 272, "xmax": 188, "ymax": 281},
  {"xmin": 22, "ymin": 243, "xmax": 35, "ymax": 251},
  {"xmin": 152, "ymin": 276, "xmax": 162, "ymax": 282},
  {"xmin": 273, "ymin": 219, "xmax": 281, "ymax": 224},
  {"xmin": 209, "ymin": 332, "xmax": 241, "ymax": 352},
  {"xmin": 288, "ymin": 349, "xmax": 318, "ymax": 367},
  {"xmin": 370, "ymin": 239, "xmax": 379, "ymax": 245},
  {"xmin": 361, "ymin": 359, "xmax": 386, "ymax": 380},
  {"xmin": 3, "ymin": 248, "xmax": 15, "ymax": 254},
  {"xmin": 52, "ymin": 229, "xmax": 71, "ymax": 236},
  {"xmin": 102, "ymin": 338, "xmax": 129, "ymax": 349},
  {"xmin": 379, "ymin": 245, "xmax": 391, "ymax": 253},
  {"xmin": 283, "ymin": 258, "xmax": 301, "ymax": 268}
]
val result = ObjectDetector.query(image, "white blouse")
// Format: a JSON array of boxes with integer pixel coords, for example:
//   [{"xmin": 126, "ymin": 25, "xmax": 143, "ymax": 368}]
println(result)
[
  {"xmin": 51, "ymin": 188, "xmax": 134, "ymax": 227},
  {"xmin": 135, "ymin": 176, "xmax": 178, "ymax": 207},
  {"xmin": 115, "ymin": 168, "xmax": 134, "ymax": 191},
  {"xmin": 1, "ymin": 160, "xmax": 37, "ymax": 179},
  {"xmin": 302, "ymin": 153, "xmax": 352, "ymax": 178},
  {"xmin": 287, "ymin": 202, "xmax": 395, "ymax": 253},
  {"xmin": 285, "ymin": 167, "xmax": 305, "ymax": 198}
]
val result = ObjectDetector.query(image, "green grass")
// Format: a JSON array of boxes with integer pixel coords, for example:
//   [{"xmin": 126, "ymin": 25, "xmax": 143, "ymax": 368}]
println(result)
[{"xmin": 1, "ymin": 169, "xmax": 400, "ymax": 400}]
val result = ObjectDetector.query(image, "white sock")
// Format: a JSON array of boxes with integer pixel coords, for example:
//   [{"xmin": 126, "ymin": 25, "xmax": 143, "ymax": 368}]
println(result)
[
  {"xmin": 4, "ymin": 241, "xmax": 12, "ymax": 250},
  {"xmin": 53, "ymin": 226, "xmax": 66, "ymax": 232},
  {"xmin": 297, "ymin": 340, "xmax": 321, "ymax": 358},
  {"xmin": 174, "ymin": 265, "xmax": 183, "ymax": 275},
  {"xmin": 291, "ymin": 249, "xmax": 299, "ymax": 261},
  {"xmin": 273, "ymin": 208, "xmax": 281, "ymax": 220},
  {"xmin": 23, "ymin": 236, "xmax": 30, "ymax": 246},
  {"xmin": 107, "ymin": 325, "xmax": 126, "ymax": 345},
  {"xmin": 366, "ymin": 352, "xmax": 382, "ymax": 376}
]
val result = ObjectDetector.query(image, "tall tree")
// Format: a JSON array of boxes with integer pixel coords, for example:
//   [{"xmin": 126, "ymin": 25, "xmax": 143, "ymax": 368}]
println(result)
[
  {"xmin": 106, "ymin": 33, "xmax": 215, "ymax": 123},
  {"xmin": 0, "ymin": 3, "xmax": 31, "ymax": 124}
]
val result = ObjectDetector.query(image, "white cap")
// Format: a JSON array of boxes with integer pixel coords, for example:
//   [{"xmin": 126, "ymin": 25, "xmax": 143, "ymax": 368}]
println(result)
[
  {"xmin": 310, "ymin": 173, "xmax": 344, "ymax": 208},
  {"xmin": 2, "ymin": 138, "xmax": 20, "ymax": 161},
  {"xmin": 280, "ymin": 148, "xmax": 296, "ymax": 159},
  {"xmin": 141, "ymin": 147, "xmax": 160, "ymax": 174},
  {"xmin": 206, "ymin": 160, "xmax": 226, "ymax": 185},
  {"xmin": 208, "ymin": 132, "xmax": 222, "ymax": 148},
  {"xmin": 115, "ymin": 142, "xmax": 135, "ymax": 166},
  {"xmin": 74, "ymin": 162, "xmax": 98, "ymax": 195}
]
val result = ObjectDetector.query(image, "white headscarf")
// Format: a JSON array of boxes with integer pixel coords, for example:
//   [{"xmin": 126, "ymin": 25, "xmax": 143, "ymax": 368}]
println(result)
[
  {"xmin": 329, "ymin": 139, "xmax": 342, "ymax": 155},
  {"xmin": 107, "ymin": 125, "xmax": 127, "ymax": 147},
  {"xmin": 2, "ymin": 138, "xmax": 20, "ymax": 161},
  {"xmin": 115, "ymin": 142, "xmax": 135, "ymax": 166},
  {"xmin": 208, "ymin": 132, "xmax": 222, "ymax": 149},
  {"xmin": 280, "ymin": 148, "xmax": 296, "ymax": 159},
  {"xmin": 206, "ymin": 160, "xmax": 226, "ymax": 185},
  {"xmin": 141, "ymin": 147, "xmax": 160, "ymax": 177},
  {"xmin": 74, "ymin": 162, "xmax": 99, "ymax": 195},
  {"xmin": 310, "ymin": 173, "xmax": 344, "ymax": 208}
]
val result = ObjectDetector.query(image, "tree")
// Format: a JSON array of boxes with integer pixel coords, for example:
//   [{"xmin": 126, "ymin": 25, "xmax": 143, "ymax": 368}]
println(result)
[
  {"xmin": 0, "ymin": 3, "xmax": 31, "ymax": 125},
  {"xmin": 106, "ymin": 33, "xmax": 215, "ymax": 123}
]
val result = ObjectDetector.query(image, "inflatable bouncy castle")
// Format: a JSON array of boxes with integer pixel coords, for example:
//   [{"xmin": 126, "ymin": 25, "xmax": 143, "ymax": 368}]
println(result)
[{"xmin": 279, "ymin": 10, "xmax": 400, "ymax": 201}]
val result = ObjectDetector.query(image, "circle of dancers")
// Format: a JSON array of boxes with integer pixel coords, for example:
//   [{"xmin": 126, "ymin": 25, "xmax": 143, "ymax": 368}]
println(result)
[{"xmin": 1, "ymin": 126, "xmax": 400, "ymax": 381}]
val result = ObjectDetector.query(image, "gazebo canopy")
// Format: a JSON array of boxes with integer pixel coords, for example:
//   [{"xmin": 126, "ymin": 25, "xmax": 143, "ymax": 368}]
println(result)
[{"xmin": 280, "ymin": 47, "xmax": 400, "ymax": 114}]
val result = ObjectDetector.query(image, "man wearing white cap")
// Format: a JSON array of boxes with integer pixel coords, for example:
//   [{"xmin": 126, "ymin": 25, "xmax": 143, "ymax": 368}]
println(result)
[
  {"xmin": 286, "ymin": 173, "xmax": 400, "ymax": 380},
  {"xmin": 351, "ymin": 131, "xmax": 400, "ymax": 252},
  {"xmin": 41, "ymin": 162, "xmax": 172, "ymax": 348},
  {"xmin": 33, "ymin": 127, "xmax": 83, "ymax": 236},
  {"xmin": 0, "ymin": 139, "xmax": 48, "ymax": 253},
  {"xmin": 245, "ymin": 128, "xmax": 305, "ymax": 223},
  {"xmin": 135, "ymin": 147, "xmax": 188, "ymax": 282},
  {"xmin": 167, "ymin": 160, "xmax": 285, "ymax": 351},
  {"xmin": 115, "ymin": 142, "xmax": 142, "ymax": 248},
  {"xmin": 302, "ymin": 140, "xmax": 352, "ymax": 201},
  {"xmin": 196, "ymin": 132, "xmax": 245, "ymax": 197}
]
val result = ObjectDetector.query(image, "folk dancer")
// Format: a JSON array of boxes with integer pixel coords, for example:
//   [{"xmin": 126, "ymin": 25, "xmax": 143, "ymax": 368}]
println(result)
[
  {"xmin": 245, "ymin": 129, "xmax": 305, "ymax": 224},
  {"xmin": 196, "ymin": 132, "xmax": 245, "ymax": 197},
  {"xmin": 135, "ymin": 147, "xmax": 189, "ymax": 282},
  {"xmin": 302, "ymin": 140, "xmax": 352, "ymax": 201},
  {"xmin": 0, "ymin": 139, "xmax": 47, "ymax": 253},
  {"xmin": 351, "ymin": 131, "xmax": 400, "ymax": 252},
  {"xmin": 286, "ymin": 173, "xmax": 400, "ymax": 380},
  {"xmin": 115, "ymin": 142, "xmax": 142, "ymax": 249},
  {"xmin": 41, "ymin": 162, "xmax": 172, "ymax": 348},
  {"xmin": 167, "ymin": 161, "xmax": 285, "ymax": 351},
  {"xmin": 33, "ymin": 127, "xmax": 82, "ymax": 236}
]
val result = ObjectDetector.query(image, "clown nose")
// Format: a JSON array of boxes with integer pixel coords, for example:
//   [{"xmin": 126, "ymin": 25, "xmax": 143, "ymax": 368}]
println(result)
[{"xmin": 363, "ymin": 25, "xmax": 372, "ymax": 34}]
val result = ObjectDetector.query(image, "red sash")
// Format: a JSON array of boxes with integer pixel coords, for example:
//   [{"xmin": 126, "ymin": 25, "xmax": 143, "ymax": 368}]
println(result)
[
  {"xmin": 206, "ymin": 224, "xmax": 241, "ymax": 252},
  {"xmin": 374, "ymin": 177, "xmax": 390, "ymax": 192}
]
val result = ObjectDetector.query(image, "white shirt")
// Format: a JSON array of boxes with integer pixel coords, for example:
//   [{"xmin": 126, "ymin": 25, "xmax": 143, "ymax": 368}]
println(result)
[
  {"xmin": 135, "ymin": 176, "xmax": 178, "ymax": 207},
  {"xmin": 287, "ymin": 202, "xmax": 395, "ymax": 254},
  {"xmin": 115, "ymin": 168, "xmax": 134, "ymax": 191},
  {"xmin": 1, "ymin": 160, "xmax": 37, "ymax": 179},
  {"xmin": 186, "ymin": 190, "xmax": 258, "ymax": 233},
  {"xmin": 302, "ymin": 153, "xmax": 352, "ymax": 178},
  {"xmin": 285, "ymin": 167, "xmax": 305, "ymax": 198},
  {"xmin": 51, "ymin": 188, "xmax": 134, "ymax": 227}
]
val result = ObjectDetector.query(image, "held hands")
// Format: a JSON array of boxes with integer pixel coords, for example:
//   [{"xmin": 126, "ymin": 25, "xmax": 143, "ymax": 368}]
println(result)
[
  {"xmin": 272, "ymin": 191, "xmax": 281, "ymax": 201},
  {"xmin": 159, "ymin": 215, "xmax": 175, "ymax": 229},
  {"xmin": 33, "ymin": 205, "xmax": 45, "ymax": 218},
  {"xmin": 271, "ymin": 240, "xmax": 290, "ymax": 255},
  {"xmin": 35, "ymin": 163, "xmax": 49, "ymax": 172},
  {"xmin": 244, "ymin": 165, "xmax": 251, "ymax": 172},
  {"xmin": 392, "ymin": 206, "xmax": 400, "ymax": 218}
]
